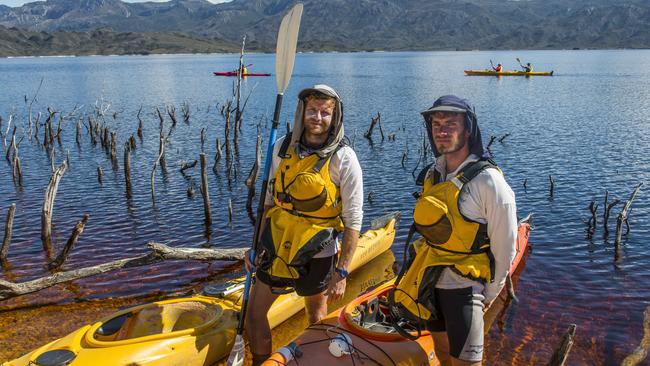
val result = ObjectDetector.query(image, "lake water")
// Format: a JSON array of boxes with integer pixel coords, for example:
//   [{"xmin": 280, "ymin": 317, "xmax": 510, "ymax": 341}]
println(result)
[{"xmin": 1, "ymin": 50, "xmax": 650, "ymax": 364}]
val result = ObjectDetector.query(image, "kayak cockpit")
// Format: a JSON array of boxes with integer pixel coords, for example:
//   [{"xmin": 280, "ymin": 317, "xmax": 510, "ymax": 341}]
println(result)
[
  {"xmin": 340, "ymin": 282, "xmax": 426, "ymax": 342},
  {"xmin": 87, "ymin": 298, "xmax": 225, "ymax": 345}
]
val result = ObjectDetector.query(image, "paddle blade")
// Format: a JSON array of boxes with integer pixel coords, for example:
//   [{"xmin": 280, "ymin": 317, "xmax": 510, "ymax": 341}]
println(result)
[
  {"xmin": 275, "ymin": 3, "xmax": 303, "ymax": 94},
  {"xmin": 226, "ymin": 334, "xmax": 245, "ymax": 366}
]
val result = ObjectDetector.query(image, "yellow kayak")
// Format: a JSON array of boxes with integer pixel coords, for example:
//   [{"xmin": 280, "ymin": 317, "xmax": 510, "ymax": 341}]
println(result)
[
  {"xmin": 464, "ymin": 69, "xmax": 554, "ymax": 76},
  {"xmin": 3, "ymin": 213, "xmax": 398, "ymax": 366}
]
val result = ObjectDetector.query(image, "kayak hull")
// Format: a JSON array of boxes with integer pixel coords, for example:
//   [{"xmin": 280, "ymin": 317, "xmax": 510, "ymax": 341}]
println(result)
[
  {"xmin": 464, "ymin": 69, "xmax": 554, "ymax": 76},
  {"xmin": 264, "ymin": 219, "xmax": 532, "ymax": 365},
  {"xmin": 3, "ymin": 214, "xmax": 398, "ymax": 366},
  {"xmin": 213, "ymin": 72, "xmax": 272, "ymax": 77}
]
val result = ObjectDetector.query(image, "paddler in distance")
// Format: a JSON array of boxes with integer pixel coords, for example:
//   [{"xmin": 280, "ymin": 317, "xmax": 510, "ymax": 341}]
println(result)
[
  {"xmin": 390, "ymin": 95, "xmax": 518, "ymax": 365},
  {"xmin": 244, "ymin": 84, "xmax": 363, "ymax": 365},
  {"xmin": 492, "ymin": 63, "xmax": 503, "ymax": 72}
]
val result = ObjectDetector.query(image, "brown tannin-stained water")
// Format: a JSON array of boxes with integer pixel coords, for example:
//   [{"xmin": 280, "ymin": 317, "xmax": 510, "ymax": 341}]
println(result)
[{"xmin": 2, "ymin": 50, "xmax": 650, "ymax": 365}]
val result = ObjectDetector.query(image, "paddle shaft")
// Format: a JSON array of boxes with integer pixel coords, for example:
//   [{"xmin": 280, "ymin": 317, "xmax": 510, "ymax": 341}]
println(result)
[
  {"xmin": 516, "ymin": 57, "xmax": 525, "ymax": 68},
  {"xmin": 236, "ymin": 93, "xmax": 283, "ymax": 335}
]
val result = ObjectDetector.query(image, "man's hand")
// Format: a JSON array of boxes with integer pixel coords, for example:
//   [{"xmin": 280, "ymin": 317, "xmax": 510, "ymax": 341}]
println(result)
[
  {"xmin": 244, "ymin": 249, "xmax": 257, "ymax": 273},
  {"xmin": 325, "ymin": 273, "xmax": 346, "ymax": 303}
]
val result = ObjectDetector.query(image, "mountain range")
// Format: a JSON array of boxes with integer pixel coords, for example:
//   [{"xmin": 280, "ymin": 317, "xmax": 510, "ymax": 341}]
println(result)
[{"xmin": 1, "ymin": 0, "xmax": 649, "ymax": 56}]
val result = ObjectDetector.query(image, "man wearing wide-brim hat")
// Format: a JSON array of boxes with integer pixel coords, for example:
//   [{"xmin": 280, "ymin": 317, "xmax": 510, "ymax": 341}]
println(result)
[{"xmin": 392, "ymin": 95, "xmax": 518, "ymax": 365}]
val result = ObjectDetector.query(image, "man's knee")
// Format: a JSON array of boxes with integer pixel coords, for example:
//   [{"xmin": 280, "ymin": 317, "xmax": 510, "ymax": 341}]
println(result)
[{"xmin": 304, "ymin": 293, "xmax": 327, "ymax": 324}]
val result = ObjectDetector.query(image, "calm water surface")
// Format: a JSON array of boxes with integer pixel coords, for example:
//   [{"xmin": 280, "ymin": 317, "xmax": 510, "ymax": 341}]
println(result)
[{"xmin": 1, "ymin": 50, "xmax": 650, "ymax": 364}]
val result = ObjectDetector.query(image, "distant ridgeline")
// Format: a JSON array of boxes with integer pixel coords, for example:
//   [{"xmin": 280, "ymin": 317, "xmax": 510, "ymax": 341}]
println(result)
[{"xmin": 1, "ymin": 0, "xmax": 650, "ymax": 56}]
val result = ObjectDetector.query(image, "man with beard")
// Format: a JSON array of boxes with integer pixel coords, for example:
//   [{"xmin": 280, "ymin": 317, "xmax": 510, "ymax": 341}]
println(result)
[
  {"xmin": 392, "ymin": 95, "xmax": 518, "ymax": 365},
  {"xmin": 244, "ymin": 84, "xmax": 363, "ymax": 365}
]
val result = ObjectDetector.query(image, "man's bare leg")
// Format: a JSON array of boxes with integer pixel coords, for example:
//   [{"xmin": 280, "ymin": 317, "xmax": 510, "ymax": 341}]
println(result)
[
  {"xmin": 244, "ymin": 280, "xmax": 279, "ymax": 362},
  {"xmin": 304, "ymin": 291, "xmax": 328, "ymax": 324},
  {"xmin": 432, "ymin": 331, "xmax": 481, "ymax": 366}
]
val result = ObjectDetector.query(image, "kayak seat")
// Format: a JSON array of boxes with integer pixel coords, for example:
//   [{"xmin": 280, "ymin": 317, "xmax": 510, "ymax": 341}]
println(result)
[
  {"xmin": 110, "ymin": 301, "xmax": 220, "ymax": 340},
  {"xmin": 161, "ymin": 301, "xmax": 220, "ymax": 333}
]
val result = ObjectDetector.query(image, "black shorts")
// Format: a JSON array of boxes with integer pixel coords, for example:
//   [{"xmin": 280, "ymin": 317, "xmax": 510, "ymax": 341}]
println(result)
[
  {"xmin": 427, "ymin": 287, "xmax": 485, "ymax": 362},
  {"xmin": 256, "ymin": 255, "xmax": 336, "ymax": 296}
]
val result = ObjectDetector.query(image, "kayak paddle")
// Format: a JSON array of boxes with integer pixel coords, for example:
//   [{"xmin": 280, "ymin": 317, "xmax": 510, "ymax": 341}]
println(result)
[
  {"xmin": 225, "ymin": 3, "xmax": 304, "ymax": 366},
  {"xmin": 516, "ymin": 57, "xmax": 525, "ymax": 68},
  {"xmin": 489, "ymin": 59, "xmax": 495, "ymax": 70}
]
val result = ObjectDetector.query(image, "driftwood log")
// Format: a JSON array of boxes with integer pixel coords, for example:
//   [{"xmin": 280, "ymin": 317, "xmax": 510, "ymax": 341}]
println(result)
[
  {"xmin": 0, "ymin": 243, "xmax": 247, "ymax": 301},
  {"xmin": 41, "ymin": 160, "xmax": 68, "ymax": 255},
  {"xmin": 621, "ymin": 305, "xmax": 650, "ymax": 366}
]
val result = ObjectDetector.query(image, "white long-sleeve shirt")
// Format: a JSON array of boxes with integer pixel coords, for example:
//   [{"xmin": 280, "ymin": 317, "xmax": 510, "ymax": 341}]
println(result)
[
  {"xmin": 264, "ymin": 135, "xmax": 364, "ymax": 257},
  {"xmin": 429, "ymin": 154, "xmax": 518, "ymax": 304}
]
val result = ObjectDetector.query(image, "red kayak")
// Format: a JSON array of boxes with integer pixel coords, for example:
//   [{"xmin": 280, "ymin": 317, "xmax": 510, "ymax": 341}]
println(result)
[
  {"xmin": 264, "ymin": 215, "xmax": 533, "ymax": 365},
  {"xmin": 213, "ymin": 71, "xmax": 272, "ymax": 77}
]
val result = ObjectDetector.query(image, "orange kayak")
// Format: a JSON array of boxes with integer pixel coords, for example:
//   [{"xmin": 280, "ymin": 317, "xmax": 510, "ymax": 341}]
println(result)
[{"xmin": 264, "ymin": 216, "xmax": 533, "ymax": 365}]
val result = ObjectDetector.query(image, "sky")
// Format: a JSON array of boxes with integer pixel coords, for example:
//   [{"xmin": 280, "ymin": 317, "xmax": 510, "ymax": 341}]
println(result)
[{"xmin": 1, "ymin": 0, "xmax": 230, "ymax": 7}]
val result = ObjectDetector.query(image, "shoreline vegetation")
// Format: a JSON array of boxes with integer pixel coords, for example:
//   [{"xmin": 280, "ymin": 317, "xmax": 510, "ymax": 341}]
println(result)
[{"xmin": 2, "ymin": 26, "xmax": 650, "ymax": 58}]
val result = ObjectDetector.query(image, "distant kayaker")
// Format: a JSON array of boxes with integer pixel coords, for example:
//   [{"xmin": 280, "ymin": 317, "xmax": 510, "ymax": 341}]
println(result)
[
  {"xmin": 242, "ymin": 65, "xmax": 248, "ymax": 75},
  {"xmin": 244, "ymin": 84, "xmax": 363, "ymax": 366},
  {"xmin": 391, "ymin": 95, "xmax": 518, "ymax": 365},
  {"xmin": 521, "ymin": 62, "xmax": 533, "ymax": 72},
  {"xmin": 492, "ymin": 63, "xmax": 503, "ymax": 72}
]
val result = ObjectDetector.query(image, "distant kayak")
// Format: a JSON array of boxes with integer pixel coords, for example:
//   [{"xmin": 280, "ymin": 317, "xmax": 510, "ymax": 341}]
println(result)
[
  {"xmin": 465, "ymin": 69, "xmax": 554, "ymax": 76},
  {"xmin": 213, "ymin": 71, "xmax": 272, "ymax": 77}
]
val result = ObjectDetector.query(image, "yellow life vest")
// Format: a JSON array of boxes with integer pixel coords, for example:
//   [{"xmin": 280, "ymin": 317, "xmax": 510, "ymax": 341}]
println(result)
[
  {"xmin": 258, "ymin": 143, "xmax": 344, "ymax": 280},
  {"xmin": 392, "ymin": 160, "xmax": 498, "ymax": 323}
]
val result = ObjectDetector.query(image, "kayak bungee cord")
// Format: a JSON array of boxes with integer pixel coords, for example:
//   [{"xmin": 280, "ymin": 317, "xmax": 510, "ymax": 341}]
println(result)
[{"xmin": 298, "ymin": 324, "xmax": 398, "ymax": 366}]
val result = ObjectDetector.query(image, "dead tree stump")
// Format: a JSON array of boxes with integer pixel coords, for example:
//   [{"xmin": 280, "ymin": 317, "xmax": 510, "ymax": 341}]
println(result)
[
  {"xmin": 615, "ymin": 183, "xmax": 643, "ymax": 249},
  {"xmin": 97, "ymin": 166, "xmax": 103, "ymax": 185},
  {"xmin": 245, "ymin": 135, "xmax": 262, "ymax": 223},
  {"xmin": 364, "ymin": 112, "xmax": 383, "ymax": 140},
  {"xmin": 137, "ymin": 106, "xmax": 144, "ymax": 141},
  {"xmin": 47, "ymin": 214, "xmax": 90, "ymax": 270},
  {"xmin": 546, "ymin": 324, "xmax": 577, "ymax": 366},
  {"xmin": 200, "ymin": 153, "xmax": 212, "ymax": 230},
  {"xmin": 41, "ymin": 160, "xmax": 68, "ymax": 256},
  {"xmin": 549, "ymin": 175, "xmax": 556, "ymax": 198},
  {"xmin": 124, "ymin": 143, "xmax": 132, "ymax": 199},
  {"xmin": 1, "ymin": 204, "xmax": 16, "ymax": 262},
  {"xmin": 110, "ymin": 131, "xmax": 118, "ymax": 168},
  {"xmin": 150, "ymin": 135, "xmax": 166, "ymax": 200}
]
